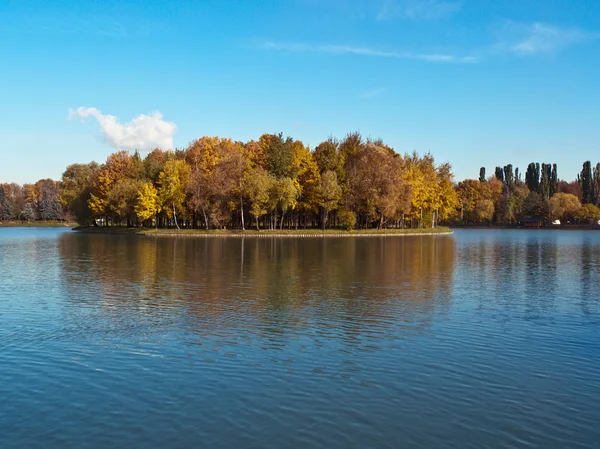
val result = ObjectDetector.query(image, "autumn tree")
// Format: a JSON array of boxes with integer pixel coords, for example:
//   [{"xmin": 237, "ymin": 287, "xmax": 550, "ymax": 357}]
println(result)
[
  {"xmin": 345, "ymin": 143, "xmax": 401, "ymax": 228},
  {"xmin": 559, "ymin": 180, "xmax": 581, "ymax": 198},
  {"xmin": 292, "ymin": 140, "xmax": 320, "ymax": 228},
  {"xmin": 89, "ymin": 151, "xmax": 136, "ymax": 222},
  {"xmin": 474, "ymin": 199, "xmax": 494, "ymax": 223},
  {"xmin": 135, "ymin": 182, "xmax": 160, "ymax": 226},
  {"xmin": 246, "ymin": 166, "xmax": 273, "ymax": 230},
  {"xmin": 186, "ymin": 168, "xmax": 212, "ymax": 229},
  {"xmin": 316, "ymin": 170, "xmax": 342, "ymax": 228},
  {"xmin": 158, "ymin": 159, "xmax": 190, "ymax": 229},
  {"xmin": 404, "ymin": 152, "xmax": 454, "ymax": 228},
  {"xmin": 575, "ymin": 203, "xmax": 600, "ymax": 222},
  {"xmin": 548, "ymin": 193, "xmax": 581, "ymax": 221},
  {"xmin": 220, "ymin": 141, "xmax": 251, "ymax": 230},
  {"xmin": 270, "ymin": 177, "xmax": 299, "ymax": 229}
]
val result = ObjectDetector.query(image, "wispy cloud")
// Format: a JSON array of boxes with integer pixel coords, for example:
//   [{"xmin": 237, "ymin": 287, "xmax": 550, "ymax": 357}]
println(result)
[
  {"xmin": 499, "ymin": 21, "xmax": 600, "ymax": 55},
  {"xmin": 261, "ymin": 41, "xmax": 477, "ymax": 63},
  {"xmin": 68, "ymin": 107, "xmax": 176, "ymax": 152},
  {"xmin": 377, "ymin": 0, "xmax": 462, "ymax": 20}
]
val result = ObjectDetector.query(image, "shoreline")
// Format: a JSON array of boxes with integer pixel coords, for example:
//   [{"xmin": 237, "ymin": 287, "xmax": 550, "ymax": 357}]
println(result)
[
  {"xmin": 449, "ymin": 225, "xmax": 600, "ymax": 231},
  {"xmin": 72, "ymin": 226, "xmax": 454, "ymax": 238},
  {"xmin": 0, "ymin": 222, "xmax": 76, "ymax": 228}
]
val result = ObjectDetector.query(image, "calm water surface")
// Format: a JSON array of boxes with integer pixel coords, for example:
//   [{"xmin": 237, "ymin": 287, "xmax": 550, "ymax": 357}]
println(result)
[{"xmin": 1, "ymin": 228, "xmax": 599, "ymax": 448}]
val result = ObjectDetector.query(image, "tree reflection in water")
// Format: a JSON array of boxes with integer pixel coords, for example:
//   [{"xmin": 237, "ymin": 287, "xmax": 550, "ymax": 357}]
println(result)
[{"xmin": 57, "ymin": 234, "xmax": 456, "ymax": 352}]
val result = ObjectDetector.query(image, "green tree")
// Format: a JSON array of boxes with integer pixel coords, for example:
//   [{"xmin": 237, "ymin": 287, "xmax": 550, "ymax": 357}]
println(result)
[
  {"xmin": 503, "ymin": 164, "xmax": 514, "ymax": 189},
  {"xmin": 261, "ymin": 133, "xmax": 298, "ymax": 179},
  {"xmin": 314, "ymin": 138, "xmax": 341, "ymax": 174},
  {"xmin": 551, "ymin": 164, "xmax": 559, "ymax": 197},
  {"xmin": 497, "ymin": 184, "xmax": 530, "ymax": 224},
  {"xmin": 525, "ymin": 163, "xmax": 540, "ymax": 193},
  {"xmin": 107, "ymin": 178, "xmax": 141, "ymax": 225},
  {"xmin": 479, "ymin": 167, "xmax": 486, "ymax": 183},
  {"xmin": 522, "ymin": 191, "xmax": 548, "ymax": 220},
  {"xmin": 495, "ymin": 166, "xmax": 504, "ymax": 183},
  {"xmin": 540, "ymin": 163, "xmax": 551, "ymax": 201},
  {"xmin": 581, "ymin": 161, "xmax": 593, "ymax": 204},
  {"xmin": 60, "ymin": 162, "xmax": 99, "ymax": 224}
]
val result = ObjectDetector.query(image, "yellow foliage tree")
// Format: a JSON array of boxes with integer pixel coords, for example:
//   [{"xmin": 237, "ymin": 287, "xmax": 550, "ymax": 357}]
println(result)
[
  {"xmin": 135, "ymin": 182, "xmax": 161, "ymax": 226},
  {"xmin": 158, "ymin": 159, "xmax": 191, "ymax": 229}
]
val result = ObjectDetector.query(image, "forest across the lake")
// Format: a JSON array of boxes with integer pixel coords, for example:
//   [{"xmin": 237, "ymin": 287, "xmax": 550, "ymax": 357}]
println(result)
[{"xmin": 1, "ymin": 132, "xmax": 600, "ymax": 231}]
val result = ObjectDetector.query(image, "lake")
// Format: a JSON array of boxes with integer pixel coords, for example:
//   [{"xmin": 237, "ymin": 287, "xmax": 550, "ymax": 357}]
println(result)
[{"xmin": 1, "ymin": 228, "xmax": 599, "ymax": 448}]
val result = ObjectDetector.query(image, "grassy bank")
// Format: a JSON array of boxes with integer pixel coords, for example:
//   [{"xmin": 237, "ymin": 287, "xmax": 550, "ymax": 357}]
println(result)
[
  {"xmin": 73, "ymin": 226, "xmax": 453, "ymax": 237},
  {"xmin": 0, "ymin": 221, "xmax": 76, "ymax": 228}
]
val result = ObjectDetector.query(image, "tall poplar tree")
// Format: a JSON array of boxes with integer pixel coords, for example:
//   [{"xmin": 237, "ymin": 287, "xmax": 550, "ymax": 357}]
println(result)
[
  {"xmin": 495, "ymin": 167, "xmax": 504, "ymax": 183},
  {"xmin": 581, "ymin": 161, "xmax": 593, "ymax": 204},
  {"xmin": 551, "ymin": 164, "xmax": 559, "ymax": 197},
  {"xmin": 540, "ymin": 163, "xmax": 551, "ymax": 201},
  {"xmin": 525, "ymin": 162, "xmax": 540, "ymax": 193}
]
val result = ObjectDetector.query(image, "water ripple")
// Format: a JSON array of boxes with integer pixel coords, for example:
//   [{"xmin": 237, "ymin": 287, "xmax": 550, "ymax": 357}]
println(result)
[{"xmin": 0, "ymin": 228, "xmax": 599, "ymax": 448}]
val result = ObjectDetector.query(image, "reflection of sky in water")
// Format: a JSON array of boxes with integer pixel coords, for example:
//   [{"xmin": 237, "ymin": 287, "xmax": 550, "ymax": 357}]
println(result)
[{"xmin": 1, "ymin": 229, "xmax": 599, "ymax": 449}]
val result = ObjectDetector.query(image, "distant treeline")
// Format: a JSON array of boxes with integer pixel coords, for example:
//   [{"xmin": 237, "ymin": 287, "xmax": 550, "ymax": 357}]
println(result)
[
  {"xmin": 457, "ymin": 163, "xmax": 600, "ymax": 224},
  {"xmin": 1, "ymin": 132, "xmax": 599, "ymax": 228}
]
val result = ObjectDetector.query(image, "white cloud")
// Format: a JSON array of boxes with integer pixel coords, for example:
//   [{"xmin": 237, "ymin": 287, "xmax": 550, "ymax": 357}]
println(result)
[
  {"xmin": 501, "ymin": 22, "xmax": 599, "ymax": 55},
  {"xmin": 68, "ymin": 107, "xmax": 176, "ymax": 152},
  {"xmin": 378, "ymin": 0, "xmax": 462, "ymax": 20},
  {"xmin": 262, "ymin": 41, "xmax": 477, "ymax": 63}
]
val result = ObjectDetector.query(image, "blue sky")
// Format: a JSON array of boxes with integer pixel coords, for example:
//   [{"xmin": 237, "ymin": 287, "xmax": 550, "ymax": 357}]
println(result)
[{"xmin": 1, "ymin": 0, "xmax": 600, "ymax": 184}]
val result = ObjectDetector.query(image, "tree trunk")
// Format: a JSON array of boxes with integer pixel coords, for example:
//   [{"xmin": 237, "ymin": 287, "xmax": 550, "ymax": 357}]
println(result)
[
  {"xmin": 240, "ymin": 195, "xmax": 245, "ymax": 231},
  {"xmin": 201, "ymin": 206, "xmax": 209, "ymax": 230},
  {"xmin": 173, "ymin": 203, "xmax": 180, "ymax": 229}
]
